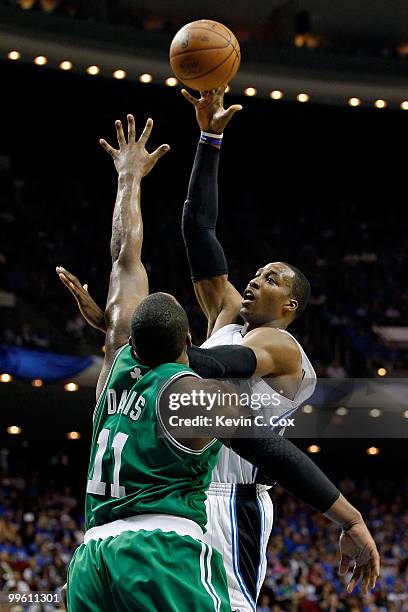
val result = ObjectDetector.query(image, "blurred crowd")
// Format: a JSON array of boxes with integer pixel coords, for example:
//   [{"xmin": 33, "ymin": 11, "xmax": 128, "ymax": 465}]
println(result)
[
  {"xmin": 259, "ymin": 478, "xmax": 408, "ymax": 611},
  {"xmin": 1, "ymin": 456, "xmax": 407, "ymax": 610}
]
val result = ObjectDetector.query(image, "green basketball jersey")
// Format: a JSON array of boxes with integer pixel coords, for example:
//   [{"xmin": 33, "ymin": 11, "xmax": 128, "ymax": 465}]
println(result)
[{"xmin": 85, "ymin": 345, "xmax": 221, "ymax": 531}]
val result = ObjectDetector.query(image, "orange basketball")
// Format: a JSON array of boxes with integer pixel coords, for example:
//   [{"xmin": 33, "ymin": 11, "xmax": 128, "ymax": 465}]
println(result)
[{"xmin": 169, "ymin": 20, "xmax": 241, "ymax": 91}]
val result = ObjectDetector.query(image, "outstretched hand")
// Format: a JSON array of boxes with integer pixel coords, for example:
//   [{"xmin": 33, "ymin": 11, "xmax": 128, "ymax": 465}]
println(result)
[
  {"xmin": 338, "ymin": 520, "xmax": 380, "ymax": 595},
  {"xmin": 56, "ymin": 266, "xmax": 106, "ymax": 333},
  {"xmin": 99, "ymin": 114, "xmax": 170, "ymax": 177},
  {"xmin": 181, "ymin": 86, "xmax": 242, "ymax": 134}
]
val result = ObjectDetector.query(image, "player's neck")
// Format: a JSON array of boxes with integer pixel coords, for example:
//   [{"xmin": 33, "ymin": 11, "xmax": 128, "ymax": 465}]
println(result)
[{"xmin": 242, "ymin": 319, "xmax": 289, "ymax": 334}]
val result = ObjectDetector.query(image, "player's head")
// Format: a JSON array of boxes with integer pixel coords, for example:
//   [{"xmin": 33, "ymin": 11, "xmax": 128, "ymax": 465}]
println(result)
[
  {"xmin": 130, "ymin": 292, "xmax": 191, "ymax": 368},
  {"xmin": 240, "ymin": 262, "xmax": 310, "ymax": 327}
]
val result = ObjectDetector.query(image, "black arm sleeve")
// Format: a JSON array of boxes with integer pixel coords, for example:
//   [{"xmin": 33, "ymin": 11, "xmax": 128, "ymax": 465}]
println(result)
[
  {"xmin": 182, "ymin": 143, "xmax": 228, "ymax": 282},
  {"xmin": 229, "ymin": 431, "xmax": 340, "ymax": 513},
  {"xmin": 187, "ymin": 344, "xmax": 257, "ymax": 378}
]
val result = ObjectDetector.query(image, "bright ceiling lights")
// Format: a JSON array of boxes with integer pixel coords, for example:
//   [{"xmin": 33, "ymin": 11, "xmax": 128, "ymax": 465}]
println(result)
[
  {"xmin": 165, "ymin": 77, "xmax": 178, "ymax": 87},
  {"xmin": 270, "ymin": 90, "xmax": 283, "ymax": 100},
  {"xmin": 64, "ymin": 382, "xmax": 79, "ymax": 392},
  {"xmin": 7, "ymin": 426, "xmax": 21, "ymax": 435},
  {"xmin": 366, "ymin": 447, "xmax": 380, "ymax": 456},
  {"xmin": 34, "ymin": 56, "xmax": 47, "ymax": 66},
  {"xmin": 297, "ymin": 93, "xmax": 310, "ymax": 103},
  {"xmin": 67, "ymin": 431, "xmax": 81, "ymax": 440},
  {"xmin": 374, "ymin": 99, "xmax": 387, "ymax": 109},
  {"xmin": 86, "ymin": 65, "xmax": 100, "ymax": 76},
  {"xmin": 113, "ymin": 69, "xmax": 127, "ymax": 80},
  {"xmin": 139, "ymin": 73, "xmax": 153, "ymax": 83},
  {"xmin": 59, "ymin": 60, "xmax": 73, "ymax": 71}
]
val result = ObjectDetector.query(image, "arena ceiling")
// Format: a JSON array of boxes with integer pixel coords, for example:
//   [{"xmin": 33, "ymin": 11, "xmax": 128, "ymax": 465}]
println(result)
[{"xmin": 131, "ymin": 0, "xmax": 408, "ymax": 41}]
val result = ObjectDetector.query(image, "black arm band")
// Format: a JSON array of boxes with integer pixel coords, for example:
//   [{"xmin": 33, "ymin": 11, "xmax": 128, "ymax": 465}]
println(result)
[
  {"xmin": 229, "ymin": 431, "xmax": 340, "ymax": 513},
  {"xmin": 182, "ymin": 143, "xmax": 228, "ymax": 282},
  {"xmin": 187, "ymin": 344, "xmax": 257, "ymax": 378}
]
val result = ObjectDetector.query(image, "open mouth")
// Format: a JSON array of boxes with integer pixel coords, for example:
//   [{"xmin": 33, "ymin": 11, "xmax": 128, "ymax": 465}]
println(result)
[{"xmin": 242, "ymin": 289, "xmax": 256, "ymax": 304}]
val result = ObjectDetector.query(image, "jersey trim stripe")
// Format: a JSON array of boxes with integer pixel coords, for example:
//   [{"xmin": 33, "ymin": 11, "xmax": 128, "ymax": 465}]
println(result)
[
  {"xmin": 229, "ymin": 484, "xmax": 256, "ymax": 612},
  {"xmin": 256, "ymin": 494, "xmax": 266, "ymax": 596},
  {"xmin": 155, "ymin": 370, "xmax": 218, "ymax": 455},
  {"xmin": 200, "ymin": 542, "xmax": 221, "ymax": 612},
  {"xmin": 92, "ymin": 344, "xmax": 128, "ymax": 423},
  {"xmin": 205, "ymin": 544, "xmax": 222, "ymax": 612}
]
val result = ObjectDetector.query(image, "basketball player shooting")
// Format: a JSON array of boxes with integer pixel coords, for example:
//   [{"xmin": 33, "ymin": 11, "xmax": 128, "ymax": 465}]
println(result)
[{"xmin": 178, "ymin": 84, "xmax": 376, "ymax": 610}]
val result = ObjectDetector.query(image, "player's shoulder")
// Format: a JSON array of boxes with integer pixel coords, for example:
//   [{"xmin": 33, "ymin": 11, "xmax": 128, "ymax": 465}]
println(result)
[{"xmin": 244, "ymin": 326, "xmax": 301, "ymax": 370}]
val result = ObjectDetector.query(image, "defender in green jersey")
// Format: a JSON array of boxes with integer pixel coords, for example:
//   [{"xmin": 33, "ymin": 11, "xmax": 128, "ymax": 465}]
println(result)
[{"xmin": 66, "ymin": 116, "xmax": 230, "ymax": 611}]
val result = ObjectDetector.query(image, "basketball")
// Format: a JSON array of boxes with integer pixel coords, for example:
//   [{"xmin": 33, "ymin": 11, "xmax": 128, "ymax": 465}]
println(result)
[{"xmin": 169, "ymin": 19, "xmax": 241, "ymax": 91}]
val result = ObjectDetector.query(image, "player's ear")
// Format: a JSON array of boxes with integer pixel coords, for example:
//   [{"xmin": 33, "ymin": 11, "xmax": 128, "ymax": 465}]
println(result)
[
  {"xmin": 285, "ymin": 299, "xmax": 298, "ymax": 313},
  {"xmin": 186, "ymin": 332, "xmax": 192, "ymax": 348}
]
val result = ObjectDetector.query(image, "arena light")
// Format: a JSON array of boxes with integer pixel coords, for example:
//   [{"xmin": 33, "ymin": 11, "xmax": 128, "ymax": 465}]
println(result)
[
  {"xmin": 0, "ymin": 373, "xmax": 12, "ymax": 383},
  {"xmin": 244, "ymin": 87, "xmax": 257, "ymax": 96},
  {"xmin": 8, "ymin": 50, "xmax": 21, "ymax": 61},
  {"xmin": 374, "ymin": 99, "xmax": 387, "ymax": 109},
  {"xmin": 113, "ymin": 69, "xmax": 127, "ymax": 80},
  {"xmin": 302, "ymin": 404, "xmax": 313, "ymax": 414},
  {"xmin": 59, "ymin": 60, "xmax": 73, "ymax": 71},
  {"xmin": 86, "ymin": 65, "xmax": 100, "ymax": 76},
  {"xmin": 401, "ymin": 101, "xmax": 408, "ymax": 110},
  {"xmin": 348, "ymin": 97, "xmax": 361, "ymax": 107},
  {"xmin": 7, "ymin": 426, "xmax": 22, "ymax": 435},
  {"xmin": 296, "ymin": 93, "xmax": 310, "ymax": 103},
  {"xmin": 366, "ymin": 446, "xmax": 380, "ymax": 456},
  {"xmin": 165, "ymin": 77, "xmax": 178, "ymax": 87},
  {"xmin": 270, "ymin": 90, "xmax": 283, "ymax": 100},
  {"xmin": 377, "ymin": 367, "xmax": 387, "ymax": 377},
  {"xmin": 307, "ymin": 445, "xmax": 320, "ymax": 453},
  {"xmin": 31, "ymin": 379, "xmax": 43, "ymax": 388},
  {"xmin": 34, "ymin": 55, "xmax": 47, "ymax": 66},
  {"xmin": 336, "ymin": 407, "xmax": 348, "ymax": 416},
  {"xmin": 64, "ymin": 382, "xmax": 79, "ymax": 392},
  {"xmin": 369, "ymin": 408, "xmax": 382, "ymax": 418},
  {"xmin": 67, "ymin": 431, "xmax": 81, "ymax": 440},
  {"xmin": 139, "ymin": 73, "xmax": 153, "ymax": 84}
]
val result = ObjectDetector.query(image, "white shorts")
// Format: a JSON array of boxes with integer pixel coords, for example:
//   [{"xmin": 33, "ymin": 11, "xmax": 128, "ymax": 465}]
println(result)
[{"xmin": 203, "ymin": 482, "xmax": 274, "ymax": 612}]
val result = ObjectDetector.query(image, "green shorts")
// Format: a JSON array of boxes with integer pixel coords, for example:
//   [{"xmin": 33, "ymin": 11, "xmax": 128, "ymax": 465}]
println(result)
[{"xmin": 66, "ymin": 529, "xmax": 231, "ymax": 612}]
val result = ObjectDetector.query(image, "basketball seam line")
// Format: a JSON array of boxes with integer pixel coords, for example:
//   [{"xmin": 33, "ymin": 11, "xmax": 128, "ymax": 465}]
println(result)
[
  {"xmin": 178, "ymin": 46, "xmax": 237, "ymax": 82},
  {"xmin": 171, "ymin": 45, "xmax": 231, "ymax": 58}
]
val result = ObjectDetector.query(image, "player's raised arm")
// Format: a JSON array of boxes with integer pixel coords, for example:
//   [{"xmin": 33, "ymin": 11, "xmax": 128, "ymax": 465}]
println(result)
[
  {"xmin": 96, "ymin": 115, "xmax": 169, "ymax": 399},
  {"xmin": 181, "ymin": 87, "xmax": 243, "ymax": 337}
]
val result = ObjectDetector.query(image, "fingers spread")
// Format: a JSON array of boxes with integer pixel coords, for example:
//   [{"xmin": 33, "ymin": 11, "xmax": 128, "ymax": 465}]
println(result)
[
  {"xmin": 115, "ymin": 119, "xmax": 126, "ymax": 147},
  {"xmin": 181, "ymin": 89, "xmax": 199, "ymax": 106},
  {"xmin": 339, "ymin": 554, "xmax": 352, "ymax": 576},
  {"xmin": 139, "ymin": 118, "xmax": 153, "ymax": 147},
  {"xmin": 347, "ymin": 565, "xmax": 362, "ymax": 593},
  {"xmin": 224, "ymin": 104, "xmax": 243, "ymax": 122},
  {"xmin": 127, "ymin": 114, "xmax": 136, "ymax": 142},
  {"xmin": 99, "ymin": 139, "xmax": 117, "ymax": 159},
  {"xmin": 150, "ymin": 144, "xmax": 170, "ymax": 163}
]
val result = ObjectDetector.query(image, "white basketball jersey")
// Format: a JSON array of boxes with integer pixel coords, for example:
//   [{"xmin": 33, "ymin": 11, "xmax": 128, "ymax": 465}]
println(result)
[{"xmin": 200, "ymin": 323, "xmax": 317, "ymax": 483}]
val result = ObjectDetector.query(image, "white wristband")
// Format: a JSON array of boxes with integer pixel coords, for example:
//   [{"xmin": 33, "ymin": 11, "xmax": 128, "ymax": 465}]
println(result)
[{"xmin": 201, "ymin": 131, "xmax": 223, "ymax": 139}]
